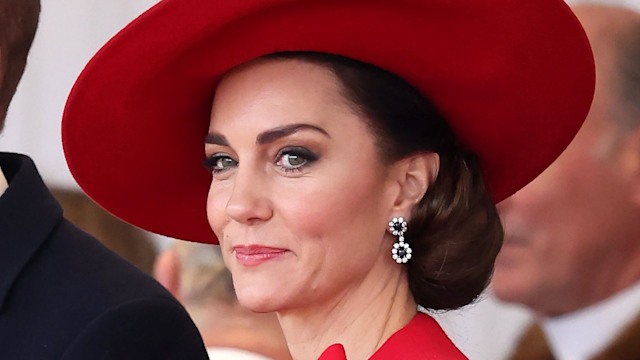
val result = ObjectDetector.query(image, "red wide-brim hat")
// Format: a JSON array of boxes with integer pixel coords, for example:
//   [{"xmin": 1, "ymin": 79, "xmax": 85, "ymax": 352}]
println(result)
[{"xmin": 62, "ymin": 0, "xmax": 595, "ymax": 244}]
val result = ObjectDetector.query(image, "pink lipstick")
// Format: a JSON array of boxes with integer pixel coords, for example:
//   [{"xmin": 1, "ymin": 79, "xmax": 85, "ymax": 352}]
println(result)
[{"xmin": 233, "ymin": 245, "xmax": 288, "ymax": 266}]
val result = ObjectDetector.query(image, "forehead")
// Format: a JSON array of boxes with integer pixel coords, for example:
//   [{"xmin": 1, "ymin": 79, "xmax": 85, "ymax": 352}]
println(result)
[{"xmin": 210, "ymin": 58, "xmax": 358, "ymax": 131}]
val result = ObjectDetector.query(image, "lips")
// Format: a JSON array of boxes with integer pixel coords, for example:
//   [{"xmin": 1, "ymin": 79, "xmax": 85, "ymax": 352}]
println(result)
[{"xmin": 233, "ymin": 245, "xmax": 289, "ymax": 266}]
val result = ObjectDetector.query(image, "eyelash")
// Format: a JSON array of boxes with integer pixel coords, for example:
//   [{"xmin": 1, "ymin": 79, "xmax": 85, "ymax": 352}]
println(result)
[
  {"xmin": 202, "ymin": 153, "xmax": 237, "ymax": 175},
  {"xmin": 202, "ymin": 147, "xmax": 319, "ymax": 175},
  {"xmin": 276, "ymin": 147, "xmax": 318, "ymax": 174}
]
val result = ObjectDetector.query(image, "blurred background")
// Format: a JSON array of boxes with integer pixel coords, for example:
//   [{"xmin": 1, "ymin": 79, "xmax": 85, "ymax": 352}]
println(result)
[{"xmin": 2, "ymin": 0, "xmax": 639, "ymax": 358}]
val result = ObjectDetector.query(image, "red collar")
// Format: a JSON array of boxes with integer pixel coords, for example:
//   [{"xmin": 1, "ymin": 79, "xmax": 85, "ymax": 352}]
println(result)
[{"xmin": 318, "ymin": 312, "xmax": 467, "ymax": 359}]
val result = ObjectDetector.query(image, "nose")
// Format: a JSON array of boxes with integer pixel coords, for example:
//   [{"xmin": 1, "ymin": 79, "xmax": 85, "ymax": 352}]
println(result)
[{"xmin": 225, "ymin": 166, "xmax": 273, "ymax": 225}]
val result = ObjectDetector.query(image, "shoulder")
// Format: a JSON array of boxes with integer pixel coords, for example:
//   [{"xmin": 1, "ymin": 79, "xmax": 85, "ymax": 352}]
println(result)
[
  {"xmin": 61, "ymin": 297, "xmax": 208, "ymax": 360},
  {"xmin": 2, "ymin": 219, "xmax": 207, "ymax": 359},
  {"xmin": 40, "ymin": 219, "xmax": 169, "ymax": 300},
  {"xmin": 1, "ymin": 155, "xmax": 206, "ymax": 358}
]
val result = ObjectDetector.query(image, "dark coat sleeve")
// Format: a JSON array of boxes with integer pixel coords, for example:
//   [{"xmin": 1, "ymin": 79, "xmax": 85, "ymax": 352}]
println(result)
[{"xmin": 61, "ymin": 297, "xmax": 208, "ymax": 360}]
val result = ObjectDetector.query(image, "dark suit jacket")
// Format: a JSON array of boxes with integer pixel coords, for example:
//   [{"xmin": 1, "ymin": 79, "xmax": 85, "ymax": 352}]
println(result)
[{"xmin": 0, "ymin": 153, "xmax": 208, "ymax": 360}]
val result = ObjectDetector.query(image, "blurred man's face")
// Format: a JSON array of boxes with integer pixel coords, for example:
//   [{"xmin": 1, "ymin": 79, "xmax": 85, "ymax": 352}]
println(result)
[
  {"xmin": 492, "ymin": 7, "xmax": 640, "ymax": 316},
  {"xmin": 492, "ymin": 109, "xmax": 637, "ymax": 316}
]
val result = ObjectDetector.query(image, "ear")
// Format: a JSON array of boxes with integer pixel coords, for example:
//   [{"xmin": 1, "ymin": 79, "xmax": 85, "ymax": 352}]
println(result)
[
  {"xmin": 390, "ymin": 152, "xmax": 440, "ymax": 215},
  {"xmin": 153, "ymin": 248, "xmax": 183, "ymax": 301}
]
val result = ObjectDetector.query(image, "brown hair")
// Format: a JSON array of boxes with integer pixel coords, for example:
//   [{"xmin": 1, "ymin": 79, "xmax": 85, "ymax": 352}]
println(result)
[
  {"xmin": 0, "ymin": 0, "xmax": 40, "ymax": 124},
  {"xmin": 267, "ymin": 52, "xmax": 504, "ymax": 310}
]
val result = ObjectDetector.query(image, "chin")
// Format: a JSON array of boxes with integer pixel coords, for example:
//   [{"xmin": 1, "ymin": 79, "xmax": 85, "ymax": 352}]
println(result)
[
  {"xmin": 492, "ymin": 276, "xmax": 534, "ymax": 306},
  {"xmin": 235, "ymin": 286, "xmax": 287, "ymax": 313}
]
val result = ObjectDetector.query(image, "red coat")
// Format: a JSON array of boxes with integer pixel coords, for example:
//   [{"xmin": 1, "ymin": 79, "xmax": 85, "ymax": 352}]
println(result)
[{"xmin": 319, "ymin": 312, "xmax": 467, "ymax": 359}]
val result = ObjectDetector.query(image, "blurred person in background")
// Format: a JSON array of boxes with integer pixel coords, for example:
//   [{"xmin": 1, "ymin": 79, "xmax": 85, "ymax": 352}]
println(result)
[
  {"xmin": 492, "ymin": 4, "xmax": 640, "ymax": 360},
  {"xmin": 155, "ymin": 242, "xmax": 291, "ymax": 359},
  {"xmin": 0, "ymin": 0, "xmax": 207, "ymax": 358}
]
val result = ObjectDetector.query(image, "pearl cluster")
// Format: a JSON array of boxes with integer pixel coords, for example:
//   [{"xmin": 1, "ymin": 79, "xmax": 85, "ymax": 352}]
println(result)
[{"xmin": 388, "ymin": 217, "xmax": 412, "ymax": 264}]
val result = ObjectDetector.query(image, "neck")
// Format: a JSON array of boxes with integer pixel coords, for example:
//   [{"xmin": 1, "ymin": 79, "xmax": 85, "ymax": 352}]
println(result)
[{"xmin": 278, "ymin": 262, "xmax": 416, "ymax": 360}]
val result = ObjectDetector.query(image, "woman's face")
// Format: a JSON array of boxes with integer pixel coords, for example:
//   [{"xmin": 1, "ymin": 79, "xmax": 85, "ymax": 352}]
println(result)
[{"xmin": 205, "ymin": 59, "xmax": 403, "ymax": 313}]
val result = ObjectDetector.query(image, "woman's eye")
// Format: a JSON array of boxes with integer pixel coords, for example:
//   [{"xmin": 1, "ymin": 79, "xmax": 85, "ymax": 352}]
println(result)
[
  {"xmin": 280, "ymin": 153, "xmax": 306, "ymax": 167},
  {"xmin": 275, "ymin": 147, "xmax": 318, "ymax": 173},
  {"xmin": 203, "ymin": 154, "xmax": 238, "ymax": 174}
]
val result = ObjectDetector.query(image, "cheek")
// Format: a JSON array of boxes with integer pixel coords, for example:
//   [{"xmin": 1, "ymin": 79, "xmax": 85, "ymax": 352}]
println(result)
[
  {"xmin": 505, "ymin": 152, "xmax": 597, "ymax": 235},
  {"xmin": 279, "ymin": 174, "xmax": 391, "ymax": 257},
  {"xmin": 206, "ymin": 183, "xmax": 231, "ymax": 242},
  {"xmin": 513, "ymin": 165, "xmax": 572, "ymax": 209}
]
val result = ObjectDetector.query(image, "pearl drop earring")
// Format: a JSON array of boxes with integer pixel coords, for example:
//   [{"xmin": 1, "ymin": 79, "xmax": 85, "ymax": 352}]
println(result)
[{"xmin": 388, "ymin": 217, "xmax": 412, "ymax": 264}]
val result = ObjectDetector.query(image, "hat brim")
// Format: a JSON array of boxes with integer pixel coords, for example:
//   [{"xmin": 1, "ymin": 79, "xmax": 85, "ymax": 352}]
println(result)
[{"xmin": 62, "ymin": 0, "xmax": 595, "ymax": 244}]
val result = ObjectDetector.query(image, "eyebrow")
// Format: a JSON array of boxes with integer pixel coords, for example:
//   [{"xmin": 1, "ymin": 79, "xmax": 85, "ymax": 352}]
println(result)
[
  {"xmin": 205, "ymin": 123, "xmax": 330, "ymax": 146},
  {"xmin": 256, "ymin": 123, "xmax": 330, "ymax": 145},
  {"xmin": 204, "ymin": 133, "xmax": 229, "ymax": 146}
]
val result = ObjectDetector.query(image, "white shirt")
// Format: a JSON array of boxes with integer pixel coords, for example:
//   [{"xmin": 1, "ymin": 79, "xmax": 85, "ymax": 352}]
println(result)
[
  {"xmin": 0, "ymin": 165, "xmax": 8, "ymax": 197},
  {"xmin": 542, "ymin": 280, "xmax": 640, "ymax": 360},
  {"xmin": 206, "ymin": 347, "xmax": 272, "ymax": 360}
]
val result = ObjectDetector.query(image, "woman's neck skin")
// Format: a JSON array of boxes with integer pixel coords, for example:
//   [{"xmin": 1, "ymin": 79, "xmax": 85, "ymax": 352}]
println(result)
[{"xmin": 277, "ymin": 258, "xmax": 416, "ymax": 360}]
